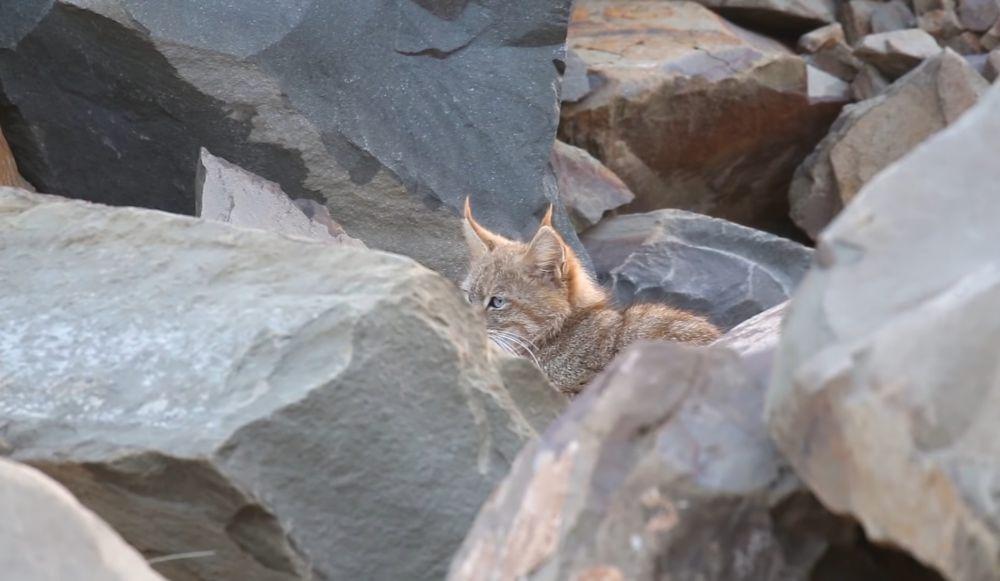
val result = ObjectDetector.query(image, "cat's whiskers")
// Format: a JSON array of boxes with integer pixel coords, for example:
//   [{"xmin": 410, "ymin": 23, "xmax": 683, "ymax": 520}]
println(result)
[{"xmin": 491, "ymin": 329, "xmax": 542, "ymax": 370}]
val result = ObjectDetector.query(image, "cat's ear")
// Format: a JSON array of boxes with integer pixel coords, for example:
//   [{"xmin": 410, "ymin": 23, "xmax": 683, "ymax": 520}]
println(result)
[
  {"xmin": 525, "ymin": 225, "xmax": 565, "ymax": 281},
  {"xmin": 463, "ymin": 197, "xmax": 507, "ymax": 260},
  {"xmin": 540, "ymin": 204, "xmax": 554, "ymax": 228}
]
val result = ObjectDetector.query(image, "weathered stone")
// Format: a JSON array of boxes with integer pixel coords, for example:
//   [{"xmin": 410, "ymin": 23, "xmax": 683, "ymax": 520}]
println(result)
[
  {"xmin": 0, "ymin": 188, "xmax": 565, "ymax": 581},
  {"xmin": 690, "ymin": 0, "xmax": 837, "ymax": 35},
  {"xmin": 854, "ymin": 29, "xmax": 943, "ymax": 78},
  {"xmin": 0, "ymin": 458, "xmax": 165, "ymax": 581},
  {"xmin": 448, "ymin": 342, "xmax": 839, "ymax": 581},
  {"xmin": 561, "ymin": 1, "xmax": 845, "ymax": 233},
  {"xmin": 985, "ymin": 47, "xmax": 1000, "ymax": 79},
  {"xmin": 196, "ymin": 148, "xmax": 363, "ymax": 246},
  {"xmin": 799, "ymin": 23, "xmax": 846, "ymax": 52},
  {"xmin": 768, "ymin": 81, "xmax": 1000, "ymax": 581},
  {"xmin": 870, "ymin": 0, "xmax": 919, "ymax": 32},
  {"xmin": 713, "ymin": 301, "xmax": 787, "ymax": 358},
  {"xmin": 560, "ymin": 48, "xmax": 593, "ymax": 104},
  {"xmin": 0, "ymin": 0, "xmax": 577, "ymax": 282},
  {"xmin": 919, "ymin": 7, "xmax": 965, "ymax": 39},
  {"xmin": 807, "ymin": 65, "xmax": 853, "ymax": 100},
  {"xmin": 790, "ymin": 50, "xmax": 986, "ymax": 238},
  {"xmin": 581, "ymin": 209, "xmax": 812, "ymax": 330},
  {"xmin": 958, "ymin": 0, "xmax": 1000, "ymax": 31},
  {"xmin": 0, "ymin": 124, "xmax": 31, "ymax": 190},
  {"xmin": 807, "ymin": 43, "xmax": 865, "ymax": 80},
  {"xmin": 839, "ymin": 0, "xmax": 879, "ymax": 44},
  {"xmin": 945, "ymin": 30, "xmax": 986, "ymax": 53},
  {"xmin": 550, "ymin": 141, "xmax": 634, "ymax": 232},
  {"xmin": 983, "ymin": 18, "xmax": 1000, "ymax": 48},
  {"xmin": 850, "ymin": 64, "xmax": 891, "ymax": 99}
]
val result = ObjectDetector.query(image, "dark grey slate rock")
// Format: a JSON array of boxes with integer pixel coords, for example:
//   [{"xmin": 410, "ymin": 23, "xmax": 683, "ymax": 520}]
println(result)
[
  {"xmin": 581, "ymin": 210, "xmax": 813, "ymax": 330},
  {"xmin": 0, "ymin": 187, "xmax": 565, "ymax": 581},
  {"xmin": 0, "ymin": 0, "xmax": 576, "ymax": 281}
]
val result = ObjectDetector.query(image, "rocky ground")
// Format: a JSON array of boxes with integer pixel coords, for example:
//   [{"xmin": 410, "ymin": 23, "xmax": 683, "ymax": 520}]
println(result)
[{"xmin": 1, "ymin": 0, "xmax": 998, "ymax": 580}]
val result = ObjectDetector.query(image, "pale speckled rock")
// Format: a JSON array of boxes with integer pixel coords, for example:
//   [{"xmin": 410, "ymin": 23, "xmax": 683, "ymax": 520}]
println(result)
[
  {"xmin": 581, "ymin": 209, "xmax": 812, "ymax": 330},
  {"xmin": 196, "ymin": 148, "xmax": 363, "ymax": 246},
  {"xmin": 448, "ymin": 342, "xmax": 841, "ymax": 581},
  {"xmin": 854, "ymin": 29, "xmax": 943, "ymax": 78},
  {"xmin": 0, "ymin": 458, "xmax": 165, "ymax": 581},
  {"xmin": 0, "ymin": 0, "xmax": 577, "ymax": 282},
  {"xmin": 561, "ymin": 1, "xmax": 845, "ymax": 233},
  {"xmin": 768, "ymin": 82, "xmax": 1000, "ymax": 581},
  {"xmin": 0, "ymin": 187, "xmax": 564, "ymax": 581},
  {"xmin": 550, "ymin": 141, "xmax": 633, "ymax": 232},
  {"xmin": 790, "ymin": 50, "xmax": 987, "ymax": 239}
]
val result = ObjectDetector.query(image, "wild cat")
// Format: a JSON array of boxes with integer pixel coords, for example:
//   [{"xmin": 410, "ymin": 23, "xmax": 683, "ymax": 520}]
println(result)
[{"xmin": 461, "ymin": 199, "xmax": 720, "ymax": 395}]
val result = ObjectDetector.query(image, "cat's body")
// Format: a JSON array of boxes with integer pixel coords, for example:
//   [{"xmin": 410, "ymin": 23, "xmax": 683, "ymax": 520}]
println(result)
[{"xmin": 461, "ymin": 200, "xmax": 720, "ymax": 395}]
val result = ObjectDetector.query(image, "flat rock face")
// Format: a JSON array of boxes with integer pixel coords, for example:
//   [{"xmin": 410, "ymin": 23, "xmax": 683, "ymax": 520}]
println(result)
[
  {"xmin": 551, "ymin": 141, "xmax": 633, "ymax": 232},
  {"xmin": 0, "ymin": 188, "xmax": 565, "ymax": 581},
  {"xmin": 854, "ymin": 29, "xmax": 943, "ymax": 78},
  {"xmin": 448, "ymin": 342, "xmax": 840, "ymax": 581},
  {"xmin": 0, "ymin": 458, "xmax": 164, "ymax": 581},
  {"xmin": 559, "ymin": 1, "xmax": 845, "ymax": 233},
  {"xmin": 768, "ymin": 82, "xmax": 1000, "ymax": 581},
  {"xmin": 790, "ymin": 50, "xmax": 987, "ymax": 239},
  {"xmin": 196, "ymin": 148, "xmax": 363, "ymax": 246},
  {"xmin": 0, "ymin": 0, "xmax": 576, "ymax": 281},
  {"xmin": 582, "ymin": 209, "xmax": 812, "ymax": 330},
  {"xmin": 0, "ymin": 124, "xmax": 31, "ymax": 190}
]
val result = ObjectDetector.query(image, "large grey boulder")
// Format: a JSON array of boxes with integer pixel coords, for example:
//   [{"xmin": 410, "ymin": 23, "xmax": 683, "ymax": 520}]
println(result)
[
  {"xmin": 0, "ymin": 187, "xmax": 565, "ymax": 581},
  {"xmin": 560, "ymin": 0, "xmax": 845, "ymax": 233},
  {"xmin": 0, "ymin": 458, "xmax": 164, "ymax": 581},
  {"xmin": 790, "ymin": 50, "xmax": 987, "ymax": 239},
  {"xmin": 0, "ymin": 0, "xmax": 575, "ymax": 281},
  {"xmin": 768, "ymin": 82, "xmax": 1000, "ymax": 581},
  {"xmin": 581, "ymin": 210, "xmax": 812, "ymax": 330},
  {"xmin": 448, "ymin": 341, "xmax": 845, "ymax": 581},
  {"xmin": 196, "ymin": 148, "xmax": 363, "ymax": 246}
]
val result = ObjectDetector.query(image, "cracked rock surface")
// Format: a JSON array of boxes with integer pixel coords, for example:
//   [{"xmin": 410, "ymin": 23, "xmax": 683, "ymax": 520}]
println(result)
[
  {"xmin": 0, "ymin": 187, "xmax": 566, "ymax": 581},
  {"xmin": 559, "ymin": 0, "xmax": 846, "ymax": 234},
  {"xmin": 769, "ymin": 81, "xmax": 1000, "ymax": 581},
  {"xmin": 0, "ymin": 0, "xmax": 576, "ymax": 282}
]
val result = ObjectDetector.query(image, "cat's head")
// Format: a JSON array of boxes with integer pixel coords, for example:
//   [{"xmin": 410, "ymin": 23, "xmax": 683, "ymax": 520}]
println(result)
[{"xmin": 460, "ymin": 198, "xmax": 605, "ymax": 348}]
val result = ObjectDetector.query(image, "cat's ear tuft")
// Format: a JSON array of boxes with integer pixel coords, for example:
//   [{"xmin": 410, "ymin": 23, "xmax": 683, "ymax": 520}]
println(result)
[
  {"xmin": 463, "ymin": 197, "xmax": 508, "ymax": 260},
  {"xmin": 541, "ymin": 204, "xmax": 554, "ymax": 228},
  {"xmin": 525, "ymin": 225, "xmax": 565, "ymax": 281}
]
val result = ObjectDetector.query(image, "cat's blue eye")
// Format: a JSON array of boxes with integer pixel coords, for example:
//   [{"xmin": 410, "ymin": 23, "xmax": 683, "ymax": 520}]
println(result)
[{"xmin": 488, "ymin": 296, "xmax": 506, "ymax": 309}]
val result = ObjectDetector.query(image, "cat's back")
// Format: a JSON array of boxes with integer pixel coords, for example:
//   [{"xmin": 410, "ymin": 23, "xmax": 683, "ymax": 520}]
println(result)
[{"xmin": 620, "ymin": 302, "xmax": 720, "ymax": 345}]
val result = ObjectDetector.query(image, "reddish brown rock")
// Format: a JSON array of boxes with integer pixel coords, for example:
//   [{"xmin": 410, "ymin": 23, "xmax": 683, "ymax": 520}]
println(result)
[
  {"xmin": 551, "ymin": 141, "xmax": 634, "ymax": 231},
  {"xmin": 0, "ymin": 125, "xmax": 32, "ymax": 191},
  {"xmin": 560, "ymin": 1, "xmax": 845, "ymax": 232}
]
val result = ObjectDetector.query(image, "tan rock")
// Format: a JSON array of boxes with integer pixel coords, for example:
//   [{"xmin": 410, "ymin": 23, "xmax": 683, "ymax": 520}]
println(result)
[
  {"xmin": 551, "ymin": 141, "xmax": 634, "ymax": 231},
  {"xmin": 850, "ymin": 63, "xmax": 891, "ymax": 99},
  {"xmin": 981, "ymin": 17, "xmax": 1000, "ymax": 48},
  {"xmin": 839, "ymin": 0, "xmax": 879, "ymax": 44},
  {"xmin": 560, "ymin": 1, "xmax": 845, "ymax": 232},
  {"xmin": 918, "ymin": 7, "xmax": 964, "ymax": 39},
  {"xmin": 769, "ymin": 81, "xmax": 1000, "ymax": 581},
  {"xmin": 799, "ymin": 22, "xmax": 846, "ymax": 52},
  {"xmin": 0, "ymin": 458, "xmax": 164, "ymax": 581},
  {"xmin": 854, "ymin": 29, "xmax": 943, "ymax": 78},
  {"xmin": 790, "ymin": 50, "xmax": 986, "ymax": 238},
  {"xmin": 0, "ymin": 125, "xmax": 32, "ymax": 191},
  {"xmin": 945, "ymin": 30, "xmax": 985, "ymax": 53}
]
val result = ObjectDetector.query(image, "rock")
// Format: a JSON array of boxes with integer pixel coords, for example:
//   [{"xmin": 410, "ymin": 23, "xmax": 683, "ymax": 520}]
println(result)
[
  {"xmin": 854, "ymin": 29, "xmax": 943, "ymax": 78},
  {"xmin": 808, "ymin": 43, "xmax": 866, "ymax": 80},
  {"xmin": 448, "ymin": 342, "xmax": 843, "ymax": 581},
  {"xmin": 550, "ymin": 141, "xmax": 634, "ymax": 232},
  {"xmin": 581, "ymin": 209, "xmax": 812, "ymax": 330},
  {"xmin": 560, "ymin": 49, "xmax": 593, "ymax": 104},
  {"xmin": 808, "ymin": 65, "xmax": 853, "ymax": 100},
  {"xmin": 713, "ymin": 301, "xmax": 787, "ymax": 358},
  {"xmin": 839, "ymin": 0, "xmax": 879, "ymax": 44},
  {"xmin": 985, "ymin": 47, "xmax": 1000, "ymax": 79},
  {"xmin": 768, "ymin": 81, "xmax": 1000, "ymax": 581},
  {"xmin": 0, "ymin": 458, "xmax": 165, "ymax": 581},
  {"xmin": 983, "ymin": 18, "xmax": 1000, "ymax": 48},
  {"xmin": 0, "ymin": 124, "xmax": 31, "ymax": 190},
  {"xmin": 0, "ymin": 187, "xmax": 565, "ymax": 581},
  {"xmin": 0, "ymin": 0, "xmax": 577, "ymax": 282},
  {"xmin": 945, "ymin": 30, "xmax": 986, "ymax": 53},
  {"xmin": 799, "ymin": 23, "xmax": 846, "ymax": 52},
  {"xmin": 870, "ymin": 0, "xmax": 919, "ymax": 32},
  {"xmin": 958, "ymin": 0, "xmax": 1000, "ymax": 31},
  {"xmin": 561, "ymin": 1, "xmax": 845, "ymax": 233},
  {"xmin": 689, "ymin": 0, "xmax": 837, "ymax": 35},
  {"xmin": 790, "ymin": 50, "xmax": 986, "ymax": 238},
  {"xmin": 850, "ymin": 64, "xmax": 891, "ymax": 99},
  {"xmin": 196, "ymin": 148, "xmax": 363, "ymax": 246},
  {"xmin": 919, "ymin": 7, "xmax": 965, "ymax": 39}
]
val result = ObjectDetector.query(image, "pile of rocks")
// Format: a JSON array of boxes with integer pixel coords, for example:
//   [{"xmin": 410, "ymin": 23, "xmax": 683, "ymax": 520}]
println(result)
[{"xmin": 1, "ymin": 0, "xmax": 997, "ymax": 579}]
